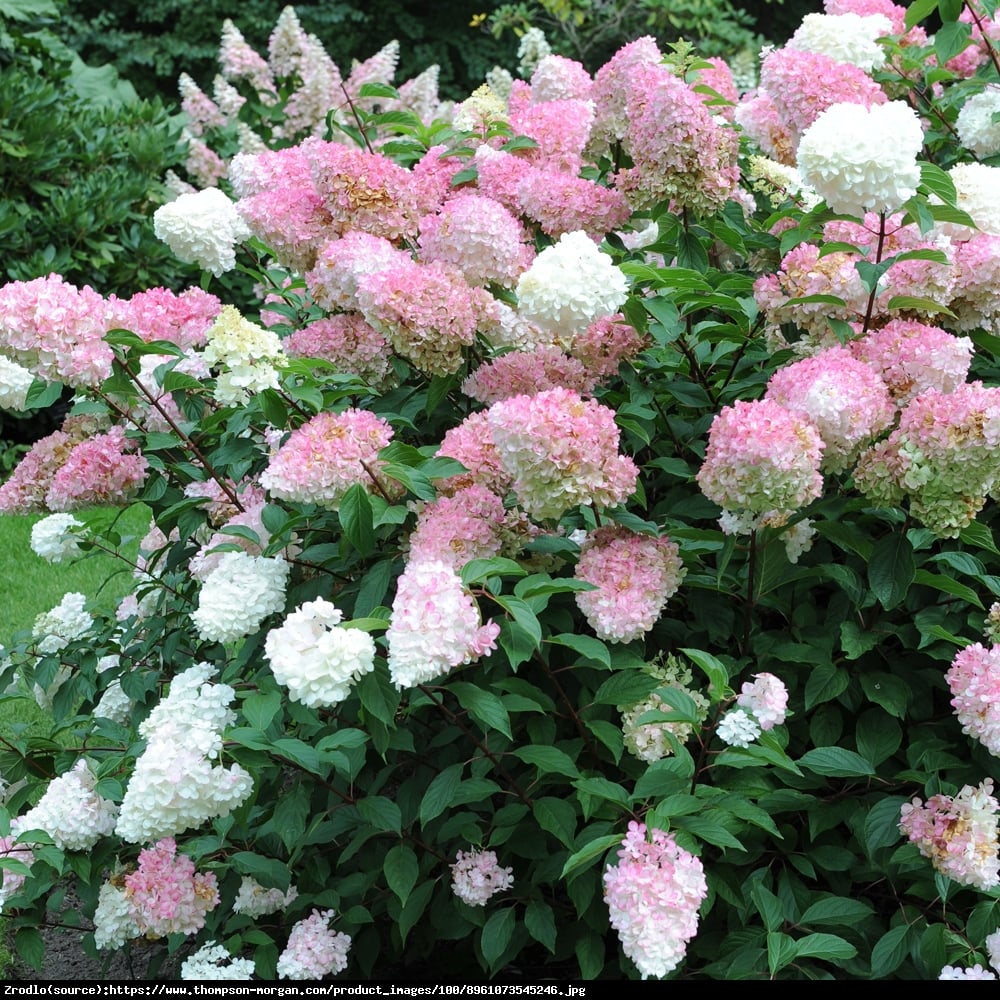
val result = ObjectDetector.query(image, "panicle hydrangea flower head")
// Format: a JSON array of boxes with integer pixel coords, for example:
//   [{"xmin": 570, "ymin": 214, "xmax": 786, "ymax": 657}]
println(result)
[
  {"xmin": 899, "ymin": 779, "xmax": 1000, "ymax": 890},
  {"xmin": 44, "ymin": 426, "xmax": 148, "ymax": 513},
  {"xmin": 515, "ymin": 231, "xmax": 629, "ymax": 345},
  {"xmin": 797, "ymin": 100, "xmax": 923, "ymax": 217},
  {"xmin": 716, "ymin": 708, "xmax": 762, "ymax": 747},
  {"xmin": 202, "ymin": 305, "xmax": 287, "ymax": 405},
  {"xmin": 462, "ymin": 345, "xmax": 596, "ymax": 405},
  {"xmin": 945, "ymin": 163, "xmax": 1000, "ymax": 239},
  {"xmin": 945, "ymin": 643, "xmax": 1000, "ymax": 756},
  {"xmin": 181, "ymin": 941, "xmax": 255, "ymax": 981},
  {"xmin": 219, "ymin": 18, "xmax": 275, "ymax": 93},
  {"xmin": 0, "ymin": 273, "xmax": 114, "ymax": 388},
  {"xmin": 573, "ymin": 526, "xmax": 685, "ymax": 643},
  {"xmin": 451, "ymin": 849, "xmax": 514, "ymax": 906},
  {"xmin": 264, "ymin": 598, "xmax": 376, "ymax": 708},
  {"xmin": 386, "ymin": 560, "xmax": 500, "ymax": 688},
  {"xmin": 950, "ymin": 233, "xmax": 1000, "ymax": 334},
  {"xmin": 621, "ymin": 657, "xmax": 710, "ymax": 762},
  {"xmin": 736, "ymin": 673, "xmax": 789, "ymax": 730},
  {"xmin": 13, "ymin": 759, "xmax": 117, "ymax": 852},
  {"xmin": 614, "ymin": 62, "xmax": 741, "ymax": 216},
  {"xmin": 284, "ymin": 315, "xmax": 393, "ymax": 388},
  {"xmin": 696, "ymin": 398, "xmax": 825, "ymax": 521},
  {"xmin": 487, "ymin": 387, "xmax": 638, "ymax": 521},
  {"xmin": 124, "ymin": 837, "xmax": 219, "ymax": 939},
  {"xmin": 530, "ymin": 53, "xmax": 593, "ymax": 102},
  {"xmin": 786, "ymin": 11, "xmax": 892, "ymax": 69},
  {"xmin": 191, "ymin": 551, "xmax": 289, "ymax": 644},
  {"xmin": 956, "ymin": 85, "xmax": 1000, "ymax": 158},
  {"xmin": 764, "ymin": 346, "xmax": 895, "ymax": 471},
  {"xmin": 603, "ymin": 821, "xmax": 707, "ymax": 979},
  {"xmin": 357, "ymin": 259, "xmax": 496, "ymax": 376},
  {"xmin": 276, "ymin": 909, "xmax": 351, "ymax": 980},
  {"xmin": 33, "ymin": 591, "xmax": 92, "ymax": 654},
  {"xmin": 116, "ymin": 664, "xmax": 253, "ymax": 843},
  {"xmin": 517, "ymin": 26, "xmax": 551, "ymax": 77},
  {"xmin": 570, "ymin": 313, "xmax": 649, "ymax": 381},
  {"xmin": 406, "ymin": 484, "xmax": 523, "ymax": 571},
  {"xmin": 232, "ymin": 875, "xmax": 298, "ymax": 917},
  {"xmin": 306, "ymin": 231, "xmax": 410, "ymax": 313},
  {"xmin": 260, "ymin": 408, "xmax": 396, "ymax": 511},
  {"xmin": 508, "ymin": 90, "xmax": 595, "ymax": 174},
  {"xmin": 30, "ymin": 513, "xmax": 84, "ymax": 563},
  {"xmin": 853, "ymin": 383, "xmax": 1000, "ymax": 537},
  {"xmin": 987, "ymin": 929, "xmax": 1000, "ymax": 973},
  {"xmin": 849, "ymin": 319, "xmax": 973, "ymax": 404},
  {"xmin": 588, "ymin": 36, "xmax": 664, "ymax": 154},
  {"xmin": 153, "ymin": 188, "xmax": 251, "ymax": 275},
  {"xmin": 94, "ymin": 880, "xmax": 138, "ymax": 950},
  {"xmin": 417, "ymin": 194, "xmax": 533, "ymax": 289},
  {"xmin": 108, "ymin": 286, "xmax": 221, "ymax": 351}
]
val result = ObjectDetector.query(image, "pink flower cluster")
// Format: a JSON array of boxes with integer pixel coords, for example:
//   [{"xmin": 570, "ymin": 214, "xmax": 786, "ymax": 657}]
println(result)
[
  {"xmin": 603, "ymin": 821, "xmax": 707, "ymax": 979},
  {"xmin": 853, "ymin": 383, "xmax": 1000, "ymax": 537},
  {"xmin": 574, "ymin": 526, "xmax": 686, "ymax": 643},
  {"xmin": 109, "ymin": 286, "xmax": 222, "ymax": 351},
  {"xmin": 487, "ymin": 387, "xmax": 638, "ymax": 521},
  {"xmin": 123, "ymin": 837, "xmax": 219, "ymax": 938},
  {"xmin": 451, "ymin": 849, "xmax": 514, "ymax": 907},
  {"xmin": 260, "ymin": 409, "xmax": 397, "ymax": 511},
  {"xmin": 696, "ymin": 398, "xmax": 825, "ymax": 520},
  {"xmin": 283, "ymin": 315, "xmax": 393, "ymax": 388},
  {"xmin": 945, "ymin": 643, "xmax": 1000, "ymax": 756},
  {"xmin": 0, "ymin": 423, "xmax": 147, "ymax": 515},
  {"xmin": 736, "ymin": 673, "xmax": 789, "ymax": 730},
  {"xmin": 764, "ymin": 346, "xmax": 895, "ymax": 471},
  {"xmin": 276, "ymin": 909, "xmax": 351, "ymax": 980},
  {"xmin": 0, "ymin": 273, "xmax": 114, "ymax": 388},
  {"xmin": 436, "ymin": 411, "xmax": 514, "ymax": 497},
  {"xmin": 462, "ymin": 346, "xmax": 596, "ymax": 405},
  {"xmin": 899, "ymin": 779, "xmax": 1000, "ymax": 890}
]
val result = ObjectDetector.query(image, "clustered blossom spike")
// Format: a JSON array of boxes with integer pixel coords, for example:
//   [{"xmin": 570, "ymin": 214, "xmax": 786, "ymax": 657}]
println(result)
[
  {"xmin": 191, "ymin": 551, "xmax": 290, "ymax": 644},
  {"xmin": 12, "ymin": 759, "xmax": 118, "ymax": 852},
  {"xmin": 115, "ymin": 663, "xmax": 253, "ymax": 844},
  {"xmin": 451, "ymin": 849, "xmax": 514, "ymax": 906},
  {"xmin": 716, "ymin": 709, "xmax": 762, "ymax": 747},
  {"xmin": 487, "ymin": 387, "xmax": 638, "ymax": 521},
  {"xmin": 945, "ymin": 643, "xmax": 1000, "ymax": 756},
  {"xmin": 123, "ymin": 837, "xmax": 219, "ymax": 939},
  {"xmin": 736, "ymin": 673, "xmax": 789, "ymax": 731},
  {"xmin": 939, "ymin": 965, "xmax": 998, "ymax": 980},
  {"xmin": 573, "ymin": 526, "xmax": 686, "ymax": 643},
  {"xmin": 29, "ymin": 513, "xmax": 84, "ymax": 563},
  {"xmin": 232, "ymin": 875, "xmax": 298, "ymax": 917},
  {"xmin": 276, "ymin": 909, "xmax": 352, "ymax": 980},
  {"xmin": 603, "ymin": 821, "xmax": 707, "ymax": 978},
  {"xmin": 201, "ymin": 305, "xmax": 287, "ymax": 404},
  {"xmin": 264, "ymin": 597, "xmax": 376, "ymax": 708},
  {"xmin": 180, "ymin": 941, "xmax": 255, "ymax": 981},
  {"xmin": 386, "ymin": 560, "xmax": 500, "ymax": 689},
  {"xmin": 899, "ymin": 779, "xmax": 1000, "ymax": 890},
  {"xmin": 153, "ymin": 187, "xmax": 251, "ymax": 275}
]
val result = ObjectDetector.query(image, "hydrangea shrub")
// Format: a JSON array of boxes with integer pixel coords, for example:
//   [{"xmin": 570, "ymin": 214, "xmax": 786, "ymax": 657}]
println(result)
[{"xmin": 4, "ymin": 0, "xmax": 1000, "ymax": 982}]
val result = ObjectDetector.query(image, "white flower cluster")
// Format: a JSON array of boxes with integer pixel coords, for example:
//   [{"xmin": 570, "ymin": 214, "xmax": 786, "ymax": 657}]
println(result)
[
  {"xmin": 232, "ymin": 875, "xmax": 298, "ymax": 917},
  {"xmin": 191, "ymin": 551, "xmax": 290, "ymax": 644},
  {"xmin": 515, "ymin": 231, "xmax": 629, "ymax": 346},
  {"xmin": 948, "ymin": 162, "xmax": 1000, "ymax": 238},
  {"xmin": 180, "ymin": 941, "xmax": 255, "ymax": 981},
  {"xmin": 29, "ymin": 513, "xmax": 84, "ymax": 563},
  {"xmin": 264, "ymin": 598, "xmax": 376, "ymax": 708},
  {"xmin": 13, "ymin": 759, "xmax": 117, "ymax": 852},
  {"xmin": 0, "ymin": 355, "xmax": 34, "ymax": 411},
  {"xmin": 115, "ymin": 663, "xmax": 253, "ymax": 843},
  {"xmin": 202, "ymin": 305, "xmax": 287, "ymax": 405},
  {"xmin": 153, "ymin": 188, "xmax": 251, "ymax": 276},
  {"xmin": 517, "ymin": 26, "xmax": 552, "ymax": 77},
  {"xmin": 716, "ymin": 708, "xmax": 762, "ymax": 748},
  {"xmin": 786, "ymin": 12, "xmax": 891, "ymax": 71},
  {"xmin": 957, "ymin": 86, "xmax": 1000, "ymax": 159},
  {"xmin": 33, "ymin": 591, "xmax": 93, "ymax": 654},
  {"xmin": 93, "ymin": 882, "xmax": 138, "ymax": 951},
  {"xmin": 797, "ymin": 101, "xmax": 923, "ymax": 217}
]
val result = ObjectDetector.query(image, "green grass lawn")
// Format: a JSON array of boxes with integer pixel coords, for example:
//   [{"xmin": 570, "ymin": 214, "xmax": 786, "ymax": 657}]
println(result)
[{"xmin": 0, "ymin": 505, "xmax": 150, "ymax": 978}]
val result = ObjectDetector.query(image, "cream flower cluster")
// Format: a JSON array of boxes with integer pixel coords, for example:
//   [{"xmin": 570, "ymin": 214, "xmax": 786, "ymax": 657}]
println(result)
[
  {"xmin": 201, "ymin": 304, "xmax": 287, "ymax": 405},
  {"xmin": 153, "ymin": 187, "xmax": 251, "ymax": 276},
  {"xmin": 115, "ymin": 663, "xmax": 253, "ymax": 843},
  {"xmin": 191, "ymin": 551, "xmax": 290, "ymax": 644},
  {"xmin": 264, "ymin": 598, "xmax": 376, "ymax": 708},
  {"xmin": 29, "ymin": 513, "xmax": 84, "ymax": 563}
]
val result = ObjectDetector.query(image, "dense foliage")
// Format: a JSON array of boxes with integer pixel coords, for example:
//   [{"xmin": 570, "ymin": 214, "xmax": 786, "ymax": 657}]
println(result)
[{"xmin": 1, "ymin": 0, "xmax": 1000, "ymax": 983}]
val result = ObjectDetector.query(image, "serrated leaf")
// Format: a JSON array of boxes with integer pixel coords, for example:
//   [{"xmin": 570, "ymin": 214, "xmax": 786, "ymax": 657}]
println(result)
[
  {"xmin": 799, "ymin": 747, "xmax": 875, "ymax": 777},
  {"xmin": 859, "ymin": 673, "xmax": 910, "ymax": 719},
  {"xmin": 398, "ymin": 881, "xmax": 435, "ymax": 946},
  {"xmin": 547, "ymin": 632, "xmax": 611, "ymax": 668},
  {"xmin": 241, "ymin": 690, "xmax": 282, "ymax": 731},
  {"xmin": 533, "ymin": 796, "xmax": 577, "ymax": 848},
  {"xmin": 869, "ymin": 532, "xmax": 915, "ymax": 610},
  {"xmin": 862, "ymin": 796, "xmax": 907, "ymax": 856},
  {"xmin": 800, "ymin": 897, "xmax": 875, "ymax": 927},
  {"xmin": 339, "ymin": 483, "xmax": 375, "ymax": 557},
  {"xmin": 356, "ymin": 796, "xmax": 401, "ymax": 834},
  {"xmin": 680, "ymin": 647, "xmax": 731, "ymax": 699},
  {"xmin": 525, "ymin": 899, "xmax": 557, "ymax": 954},
  {"xmin": 481, "ymin": 907, "xmax": 516, "ymax": 971},
  {"xmin": 449, "ymin": 682, "xmax": 512, "ymax": 739},
  {"xmin": 870, "ymin": 924, "xmax": 914, "ymax": 978},
  {"xmin": 794, "ymin": 932, "xmax": 858, "ymax": 961}
]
